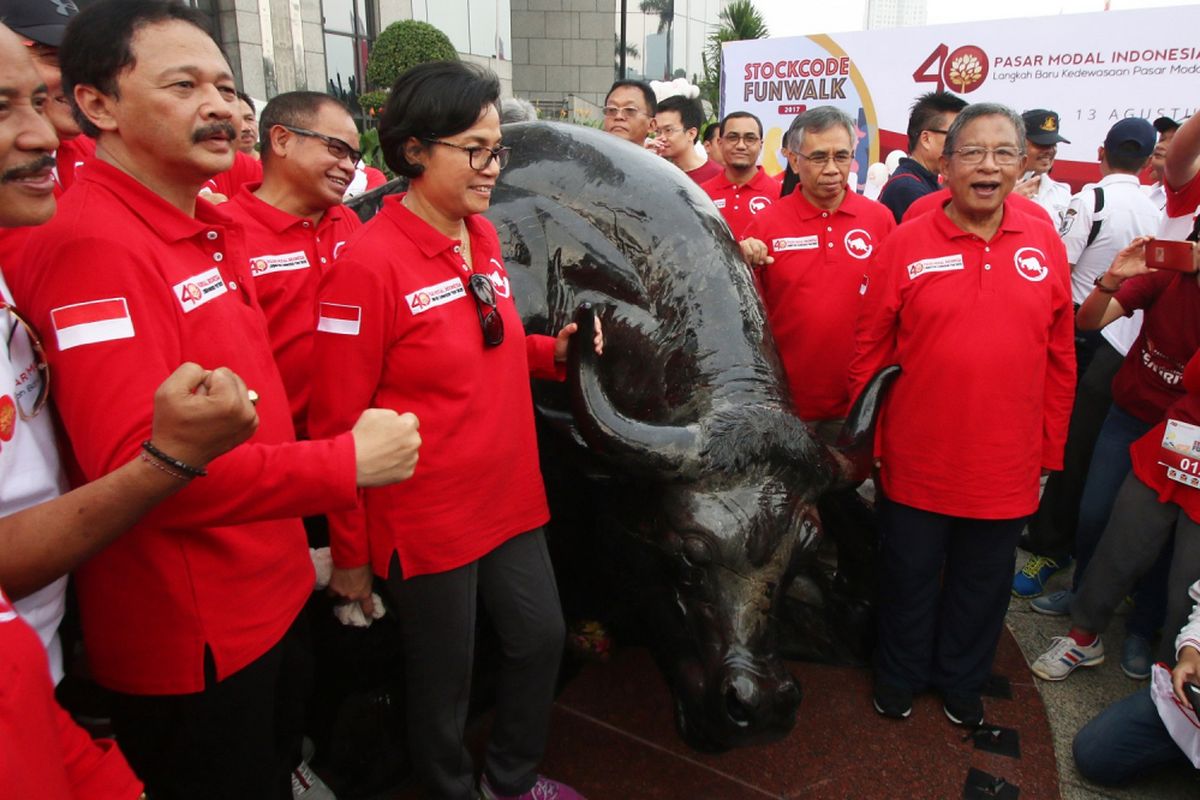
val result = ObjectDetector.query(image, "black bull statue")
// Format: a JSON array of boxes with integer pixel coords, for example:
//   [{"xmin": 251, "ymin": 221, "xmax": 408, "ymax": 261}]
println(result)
[{"xmin": 347, "ymin": 122, "xmax": 897, "ymax": 752}]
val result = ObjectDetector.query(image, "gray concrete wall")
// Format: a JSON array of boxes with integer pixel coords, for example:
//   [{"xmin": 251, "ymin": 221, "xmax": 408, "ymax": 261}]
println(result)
[{"xmin": 512, "ymin": 0, "xmax": 615, "ymax": 109}]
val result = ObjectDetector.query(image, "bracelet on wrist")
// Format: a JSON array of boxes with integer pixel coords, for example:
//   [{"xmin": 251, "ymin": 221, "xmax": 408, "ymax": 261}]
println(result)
[
  {"xmin": 1093, "ymin": 274, "xmax": 1121, "ymax": 294},
  {"xmin": 139, "ymin": 450, "xmax": 192, "ymax": 481},
  {"xmin": 141, "ymin": 440, "xmax": 207, "ymax": 478}
]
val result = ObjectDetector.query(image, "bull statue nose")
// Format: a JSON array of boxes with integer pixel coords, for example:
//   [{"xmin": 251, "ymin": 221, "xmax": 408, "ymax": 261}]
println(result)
[{"xmin": 721, "ymin": 665, "xmax": 801, "ymax": 728}]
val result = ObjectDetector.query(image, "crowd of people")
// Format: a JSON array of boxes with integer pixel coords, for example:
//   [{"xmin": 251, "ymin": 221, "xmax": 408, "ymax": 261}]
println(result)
[{"xmin": 1, "ymin": 0, "xmax": 1199, "ymax": 797}]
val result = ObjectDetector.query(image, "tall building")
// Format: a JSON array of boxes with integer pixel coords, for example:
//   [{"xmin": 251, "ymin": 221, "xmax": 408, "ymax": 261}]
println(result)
[
  {"xmin": 176, "ymin": 0, "xmax": 725, "ymax": 121},
  {"xmin": 863, "ymin": 0, "xmax": 926, "ymax": 29}
]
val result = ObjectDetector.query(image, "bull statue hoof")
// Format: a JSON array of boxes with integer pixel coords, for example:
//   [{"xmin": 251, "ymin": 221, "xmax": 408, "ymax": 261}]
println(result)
[{"xmin": 347, "ymin": 122, "xmax": 897, "ymax": 752}]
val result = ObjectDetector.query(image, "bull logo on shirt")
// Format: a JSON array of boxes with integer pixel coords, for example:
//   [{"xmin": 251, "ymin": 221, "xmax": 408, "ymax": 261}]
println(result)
[
  {"xmin": 1013, "ymin": 247, "xmax": 1049, "ymax": 282},
  {"xmin": 487, "ymin": 258, "xmax": 511, "ymax": 299},
  {"xmin": 748, "ymin": 196, "xmax": 772, "ymax": 215},
  {"xmin": 843, "ymin": 229, "xmax": 874, "ymax": 260}
]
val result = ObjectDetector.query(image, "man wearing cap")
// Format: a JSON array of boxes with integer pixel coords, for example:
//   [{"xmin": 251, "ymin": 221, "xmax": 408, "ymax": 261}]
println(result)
[
  {"xmin": 700, "ymin": 111, "xmax": 780, "ymax": 239},
  {"xmin": 1015, "ymin": 109, "xmax": 1072, "ymax": 227},
  {"xmin": 1143, "ymin": 117, "xmax": 1179, "ymax": 213},
  {"xmin": 1014, "ymin": 117, "xmax": 1161, "ymax": 607}
]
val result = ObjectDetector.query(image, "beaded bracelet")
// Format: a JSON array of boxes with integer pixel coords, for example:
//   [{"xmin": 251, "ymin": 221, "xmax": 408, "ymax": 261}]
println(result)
[
  {"xmin": 141, "ymin": 440, "xmax": 207, "ymax": 478},
  {"xmin": 139, "ymin": 450, "xmax": 192, "ymax": 481}
]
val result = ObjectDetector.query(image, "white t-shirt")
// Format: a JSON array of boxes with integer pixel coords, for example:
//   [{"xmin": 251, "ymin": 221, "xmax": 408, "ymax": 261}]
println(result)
[
  {"xmin": 1024, "ymin": 171, "xmax": 1072, "ymax": 229},
  {"xmin": 0, "ymin": 271, "xmax": 69, "ymax": 684},
  {"xmin": 1060, "ymin": 173, "xmax": 1163, "ymax": 305}
]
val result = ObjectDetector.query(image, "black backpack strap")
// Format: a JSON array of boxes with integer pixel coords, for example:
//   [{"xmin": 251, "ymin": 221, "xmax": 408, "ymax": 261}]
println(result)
[
  {"xmin": 1188, "ymin": 208, "xmax": 1200, "ymax": 243},
  {"xmin": 1086, "ymin": 186, "xmax": 1105, "ymax": 247}
]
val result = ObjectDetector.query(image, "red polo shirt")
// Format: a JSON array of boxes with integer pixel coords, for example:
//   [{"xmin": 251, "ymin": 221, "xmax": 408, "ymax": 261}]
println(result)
[
  {"xmin": 1166, "ymin": 169, "xmax": 1200, "ymax": 218},
  {"xmin": 745, "ymin": 189, "xmax": 895, "ymax": 421},
  {"xmin": 226, "ymin": 186, "xmax": 361, "ymax": 437},
  {"xmin": 849, "ymin": 195, "xmax": 1075, "ymax": 518},
  {"xmin": 1108, "ymin": 269, "xmax": 1200, "ymax": 423},
  {"xmin": 686, "ymin": 158, "xmax": 722, "ymax": 185},
  {"xmin": 309, "ymin": 196, "xmax": 559, "ymax": 578},
  {"xmin": 902, "ymin": 186, "xmax": 1056, "ymax": 230},
  {"xmin": 203, "ymin": 151, "xmax": 263, "ymax": 198},
  {"xmin": 0, "ymin": 586, "xmax": 142, "ymax": 799},
  {"xmin": 701, "ymin": 167, "xmax": 783, "ymax": 239},
  {"xmin": 15, "ymin": 158, "xmax": 358, "ymax": 694},
  {"xmin": 1130, "ymin": 351, "xmax": 1200, "ymax": 523}
]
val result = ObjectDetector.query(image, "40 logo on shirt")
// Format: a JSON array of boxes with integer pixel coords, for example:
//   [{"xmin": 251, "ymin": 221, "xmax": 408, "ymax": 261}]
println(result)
[
  {"xmin": 173, "ymin": 267, "xmax": 228, "ymax": 313},
  {"xmin": 1013, "ymin": 247, "xmax": 1049, "ymax": 282}
]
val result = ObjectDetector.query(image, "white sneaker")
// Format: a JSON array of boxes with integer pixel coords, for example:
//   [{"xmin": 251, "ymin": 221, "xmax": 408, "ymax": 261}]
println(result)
[
  {"xmin": 1031, "ymin": 635, "xmax": 1105, "ymax": 681},
  {"xmin": 291, "ymin": 759, "xmax": 337, "ymax": 800}
]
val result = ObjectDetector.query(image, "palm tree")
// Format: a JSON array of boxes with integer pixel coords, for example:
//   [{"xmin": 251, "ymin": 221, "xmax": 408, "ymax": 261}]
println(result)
[
  {"xmin": 639, "ymin": 0, "xmax": 674, "ymax": 80},
  {"xmin": 701, "ymin": 0, "xmax": 769, "ymax": 110}
]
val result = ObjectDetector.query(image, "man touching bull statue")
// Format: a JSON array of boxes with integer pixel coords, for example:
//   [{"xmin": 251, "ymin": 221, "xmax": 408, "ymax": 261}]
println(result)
[{"xmin": 349, "ymin": 119, "xmax": 897, "ymax": 751}]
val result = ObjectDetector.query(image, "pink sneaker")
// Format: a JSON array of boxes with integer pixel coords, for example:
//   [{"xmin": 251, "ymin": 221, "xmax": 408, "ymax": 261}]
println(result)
[{"xmin": 478, "ymin": 774, "xmax": 587, "ymax": 800}]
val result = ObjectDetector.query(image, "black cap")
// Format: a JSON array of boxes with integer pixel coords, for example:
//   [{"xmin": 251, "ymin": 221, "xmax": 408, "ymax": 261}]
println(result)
[
  {"xmin": 1104, "ymin": 117, "xmax": 1157, "ymax": 160},
  {"xmin": 1021, "ymin": 109, "xmax": 1070, "ymax": 146},
  {"xmin": 0, "ymin": 0, "xmax": 80, "ymax": 47},
  {"xmin": 1153, "ymin": 116, "xmax": 1180, "ymax": 135}
]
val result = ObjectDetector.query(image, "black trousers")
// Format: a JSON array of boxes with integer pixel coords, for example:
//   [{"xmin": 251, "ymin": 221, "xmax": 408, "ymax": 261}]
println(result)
[
  {"xmin": 1025, "ymin": 339, "xmax": 1123, "ymax": 560},
  {"xmin": 875, "ymin": 499, "xmax": 1024, "ymax": 694},
  {"xmin": 110, "ymin": 613, "xmax": 312, "ymax": 800},
  {"xmin": 386, "ymin": 529, "xmax": 565, "ymax": 800}
]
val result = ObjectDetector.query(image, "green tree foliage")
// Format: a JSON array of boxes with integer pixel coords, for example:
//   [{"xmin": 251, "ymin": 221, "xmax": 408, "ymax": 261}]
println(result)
[
  {"xmin": 700, "ymin": 0, "xmax": 769, "ymax": 112},
  {"xmin": 358, "ymin": 20, "xmax": 458, "ymax": 113}
]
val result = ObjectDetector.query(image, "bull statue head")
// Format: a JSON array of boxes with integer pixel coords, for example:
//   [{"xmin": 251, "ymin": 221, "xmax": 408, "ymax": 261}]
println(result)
[{"xmin": 347, "ymin": 121, "xmax": 896, "ymax": 752}]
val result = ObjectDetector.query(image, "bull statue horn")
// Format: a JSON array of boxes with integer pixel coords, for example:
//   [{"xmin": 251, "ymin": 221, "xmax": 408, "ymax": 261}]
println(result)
[
  {"xmin": 831, "ymin": 365, "xmax": 901, "ymax": 484},
  {"xmin": 567, "ymin": 303, "xmax": 704, "ymax": 480}
]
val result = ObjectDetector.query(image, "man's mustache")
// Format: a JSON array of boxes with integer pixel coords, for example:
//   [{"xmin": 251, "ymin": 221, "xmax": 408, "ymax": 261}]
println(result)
[
  {"xmin": 192, "ymin": 122, "xmax": 238, "ymax": 144},
  {"xmin": 1, "ymin": 154, "xmax": 56, "ymax": 183}
]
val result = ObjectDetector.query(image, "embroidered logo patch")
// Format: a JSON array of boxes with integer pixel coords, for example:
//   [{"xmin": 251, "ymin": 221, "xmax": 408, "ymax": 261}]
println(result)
[
  {"xmin": 51, "ymin": 297, "xmax": 135, "ymax": 350},
  {"xmin": 844, "ymin": 229, "xmax": 874, "ymax": 260},
  {"xmin": 1014, "ymin": 247, "xmax": 1049, "ymax": 282},
  {"xmin": 173, "ymin": 268, "xmax": 227, "ymax": 313},
  {"xmin": 317, "ymin": 302, "xmax": 361, "ymax": 335},
  {"xmin": 249, "ymin": 251, "xmax": 310, "ymax": 277},
  {"xmin": 773, "ymin": 236, "xmax": 819, "ymax": 252},
  {"xmin": 906, "ymin": 254, "xmax": 964, "ymax": 280},
  {"xmin": 748, "ymin": 196, "xmax": 772, "ymax": 214},
  {"xmin": 405, "ymin": 278, "xmax": 466, "ymax": 316}
]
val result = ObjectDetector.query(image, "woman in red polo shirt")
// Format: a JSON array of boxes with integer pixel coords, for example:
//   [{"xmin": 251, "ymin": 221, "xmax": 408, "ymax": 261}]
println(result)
[{"xmin": 309, "ymin": 62, "xmax": 598, "ymax": 800}]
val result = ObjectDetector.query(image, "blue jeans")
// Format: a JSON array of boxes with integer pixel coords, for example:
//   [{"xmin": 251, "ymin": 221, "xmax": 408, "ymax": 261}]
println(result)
[
  {"xmin": 1072, "ymin": 404, "xmax": 1169, "ymax": 639},
  {"xmin": 1073, "ymin": 687, "xmax": 1187, "ymax": 785}
]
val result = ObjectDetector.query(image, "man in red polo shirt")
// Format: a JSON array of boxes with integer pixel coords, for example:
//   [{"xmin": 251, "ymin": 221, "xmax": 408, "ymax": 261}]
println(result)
[
  {"xmin": 740, "ymin": 106, "xmax": 894, "ymax": 433},
  {"xmin": 226, "ymin": 91, "xmax": 361, "ymax": 437},
  {"xmin": 654, "ymin": 95, "xmax": 720, "ymax": 184},
  {"xmin": 850, "ymin": 103, "xmax": 1074, "ymax": 725},
  {"xmin": 14, "ymin": 2, "xmax": 422, "ymax": 797},
  {"xmin": 700, "ymin": 111, "xmax": 781, "ymax": 240}
]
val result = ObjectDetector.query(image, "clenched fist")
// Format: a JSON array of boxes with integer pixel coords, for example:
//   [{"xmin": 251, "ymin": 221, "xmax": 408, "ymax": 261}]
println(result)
[{"xmin": 352, "ymin": 408, "xmax": 421, "ymax": 487}]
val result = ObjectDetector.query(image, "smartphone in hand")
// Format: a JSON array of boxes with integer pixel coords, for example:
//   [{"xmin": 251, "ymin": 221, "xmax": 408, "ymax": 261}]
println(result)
[
  {"xmin": 1185, "ymin": 681, "xmax": 1200, "ymax": 718},
  {"xmin": 1144, "ymin": 239, "xmax": 1196, "ymax": 273}
]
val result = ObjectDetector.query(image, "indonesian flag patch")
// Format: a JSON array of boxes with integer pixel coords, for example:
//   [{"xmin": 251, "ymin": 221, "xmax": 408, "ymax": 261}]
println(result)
[
  {"xmin": 317, "ymin": 302, "xmax": 362, "ymax": 336},
  {"xmin": 51, "ymin": 297, "xmax": 135, "ymax": 350}
]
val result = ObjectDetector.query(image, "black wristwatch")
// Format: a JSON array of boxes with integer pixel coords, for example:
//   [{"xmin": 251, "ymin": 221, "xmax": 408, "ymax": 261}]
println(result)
[{"xmin": 1093, "ymin": 274, "xmax": 1120, "ymax": 294}]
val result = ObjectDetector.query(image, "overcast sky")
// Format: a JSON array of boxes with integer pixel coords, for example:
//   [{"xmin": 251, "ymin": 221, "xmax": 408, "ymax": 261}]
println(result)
[{"xmin": 753, "ymin": 0, "xmax": 1199, "ymax": 38}]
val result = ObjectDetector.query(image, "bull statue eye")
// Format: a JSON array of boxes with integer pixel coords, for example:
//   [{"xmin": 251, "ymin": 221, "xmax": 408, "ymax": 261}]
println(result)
[{"xmin": 681, "ymin": 535, "xmax": 713, "ymax": 567}]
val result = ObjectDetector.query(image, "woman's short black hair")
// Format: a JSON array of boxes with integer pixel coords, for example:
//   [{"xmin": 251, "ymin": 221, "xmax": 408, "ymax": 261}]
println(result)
[
  {"xmin": 379, "ymin": 60, "xmax": 501, "ymax": 179},
  {"xmin": 61, "ymin": 0, "xmax": 217, "ymax": 138}
]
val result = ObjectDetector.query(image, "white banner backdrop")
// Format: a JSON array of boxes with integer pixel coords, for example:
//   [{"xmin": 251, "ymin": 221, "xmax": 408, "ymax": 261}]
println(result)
[{"xmin": 721, "ymin": 6, "xmax": 1200, "ymax": 189}]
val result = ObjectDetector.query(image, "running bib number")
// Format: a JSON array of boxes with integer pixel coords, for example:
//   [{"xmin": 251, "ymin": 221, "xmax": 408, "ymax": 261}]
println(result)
[{"xmin": 1159, "ymin": 419, "xmax": 1200, "ymax": 489}]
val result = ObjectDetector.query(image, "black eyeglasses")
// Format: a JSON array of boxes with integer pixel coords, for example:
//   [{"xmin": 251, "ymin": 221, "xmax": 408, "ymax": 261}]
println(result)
[
  {"xmin": 279, "ymin": 125, "xmax": 362, "ymax": 163},
  {"xmin": 467, "ymin": 273, "xmax": 504, "ymax": 347},
  {"xmin": 423, "ymin": 139, "xmax": 511, "ymax": 171},
  {"xmin": 2, "ymin": 301, "xmax": 49, "ymax": 420}
]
